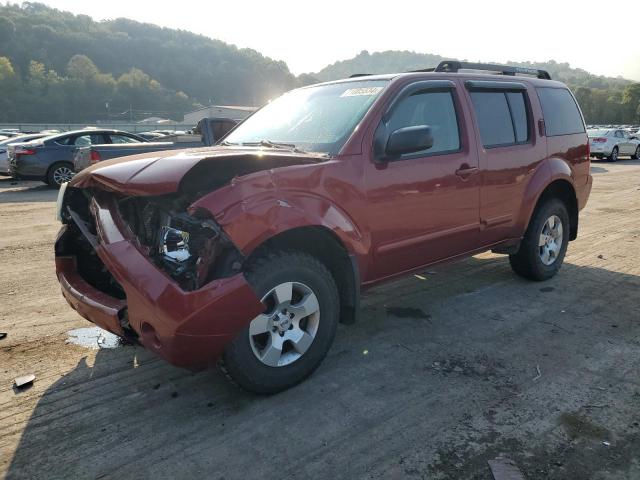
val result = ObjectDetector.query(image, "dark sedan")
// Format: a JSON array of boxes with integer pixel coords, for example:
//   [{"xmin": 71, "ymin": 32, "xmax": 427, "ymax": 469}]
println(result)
[{"xmin": 9, "ymin": 129, "xmax": 146, "ymax": 187}]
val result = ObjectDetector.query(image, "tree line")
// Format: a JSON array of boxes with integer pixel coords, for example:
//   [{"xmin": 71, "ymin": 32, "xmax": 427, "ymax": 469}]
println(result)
[{"xmin": 1, "ymin": 3, "xmax": 638, "ymax": 124}]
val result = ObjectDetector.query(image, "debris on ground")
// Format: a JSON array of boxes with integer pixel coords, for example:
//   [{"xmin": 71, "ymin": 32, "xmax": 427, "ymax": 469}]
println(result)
[
  {"xmin": 598, "ymin": 254, "xmax": 606, "ymax": 259},
  {"xmin": 603, "ymin": 441, "xmax": 611, "ymax": 447},
  {"xmin": 533, "ymin": 364, "xmax": 542, "ymax": 381},
  {"xmin": 488, "ymin": 457, "xmax": 525, "ymax": 480},
  {"xmin": 414, "ymin": 274, "xmax": 427, "ymax": 280},
  {"xmin": 14, "ymin": 374, "xmax": 36, "ymax": 389},
  {"xmin": 0, "ymin": 332, "xmax": 6, "ymax": 340}
]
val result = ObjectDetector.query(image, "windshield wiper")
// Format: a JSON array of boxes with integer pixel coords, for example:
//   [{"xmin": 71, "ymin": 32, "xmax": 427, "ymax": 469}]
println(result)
[{"xmin": 240, "ymin": 139, "xmax": 303, "ymax": 152}]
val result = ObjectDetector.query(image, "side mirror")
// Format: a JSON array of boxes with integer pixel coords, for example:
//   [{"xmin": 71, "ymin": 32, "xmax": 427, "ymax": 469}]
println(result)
[{"xmin": 385, "ymin": 125, "xmax": 434, "ymax": 158}]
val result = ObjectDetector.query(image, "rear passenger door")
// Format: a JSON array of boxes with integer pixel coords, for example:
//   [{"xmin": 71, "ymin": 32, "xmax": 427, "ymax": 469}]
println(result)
[{"xmin": 465, "ymin": 81, "xmax": 544, "ymax": 246}]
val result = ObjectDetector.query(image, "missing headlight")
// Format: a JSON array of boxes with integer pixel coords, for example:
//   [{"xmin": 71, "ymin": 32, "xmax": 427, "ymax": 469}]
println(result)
[
  {"xmin": 160, "ymin": 227, "xmax": 191, "ymax": 263},
  {"xmin": 118, "ymin": 196, "xmax": 243, "ymax": 291}
]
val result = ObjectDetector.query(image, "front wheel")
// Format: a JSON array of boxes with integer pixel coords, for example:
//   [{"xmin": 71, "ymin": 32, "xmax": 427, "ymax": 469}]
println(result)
[
  {"xmin": 221, "ymin": 251, "xmax": 339, "ymax": 394},
  {"xmin": 509, "ymin": 198, "xmax": 570, "ymax": 281},
  {"xmin": 631, "ymin": 145, "xmax": 640, "ymax": 160}
]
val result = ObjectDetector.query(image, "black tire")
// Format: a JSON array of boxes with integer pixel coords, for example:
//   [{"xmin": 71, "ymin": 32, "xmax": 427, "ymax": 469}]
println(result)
[
  {"xmin": 221, "ymin": 250, "xmax": 339, "ymax": 394},
  {"xmin": 608, "ymin": 147, "xmax": 619, "ymax": 162},
  {"xmin": 509, "ymin": 198, "xmax": 570, "ymax": 281},
  {"xmin": 632, "ymin": 145, "xmax": 640, "ymax": 160},
  {"xmin": 46, "ymin": 162, "xmax": 74, "ymax": 188}
]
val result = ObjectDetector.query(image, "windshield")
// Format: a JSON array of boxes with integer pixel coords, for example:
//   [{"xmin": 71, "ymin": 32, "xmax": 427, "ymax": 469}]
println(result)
[{"xmin": 224, "ymin": 80, "xmax": 389, "ymax": 155}]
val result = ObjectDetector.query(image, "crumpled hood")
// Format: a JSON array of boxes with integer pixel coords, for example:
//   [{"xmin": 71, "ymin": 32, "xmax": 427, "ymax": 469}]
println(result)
[{"xmin": 70, "ymin": 146, "xmax": 327, "ymax": 196}]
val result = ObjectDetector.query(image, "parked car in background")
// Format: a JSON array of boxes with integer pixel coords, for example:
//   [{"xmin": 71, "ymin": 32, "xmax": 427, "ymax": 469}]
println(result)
[
  {"xmin": 8, "ymin": 129, "xmax": 146, "ymax": 187},
  {"xmin": 73, "ymin": 117, "xmax": 240, "ymax": 172},
  {"xmin": 55, "ymin": 61, "xmax": 592, "ymax": 393},
  {"xmin": 137, "ymin": 131, "xmax": 167, "ymax": 141},
  {"xmin": 588, "ymin": 128, "xmax": 640, "ymax": 161},
  {"xmin": 0, "ymin": 133, "xmax": 49, "ymax": 175}
]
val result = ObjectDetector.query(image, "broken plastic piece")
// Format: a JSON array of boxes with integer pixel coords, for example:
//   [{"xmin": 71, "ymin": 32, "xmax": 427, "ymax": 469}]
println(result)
[
  {"xmin": 488, "ymin": 457, "xmax": 525, "ymax": 480},
  {"xmin": 14, "ymin": 374, "xmax": 36, "ymax": 389},
  {"xmin": 0, "ymin": 332, "xmax": 7, "ymax": 340},
  {"xmin": 414, "ymin": 274, "xmax": 427, "ymax": 280}
]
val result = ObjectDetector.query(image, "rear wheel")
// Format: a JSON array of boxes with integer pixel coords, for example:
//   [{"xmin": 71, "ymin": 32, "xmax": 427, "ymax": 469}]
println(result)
[
  {"xmin": 221, "ymin": 251, "xmax": 339, "ymax": 394},
  {"xmin": 509, "ymin": 198, "xmax": 569, "ymax": 281},
  {"xmin": 632, "ymin": 145, "xmax": 640, "ymax": 160},
  {"xmin": 46, "ymin": 162, "xmax": 74, "ymax": 188},
  {"xmin": 608, "ymin": 146, "xmax": 619, "ymax": 162}
]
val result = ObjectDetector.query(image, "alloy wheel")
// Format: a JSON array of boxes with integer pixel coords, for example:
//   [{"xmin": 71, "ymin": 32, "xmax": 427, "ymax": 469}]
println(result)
[
  {"xmin": 538, "ymin": 215, "xmax": 563, "ymax": 266},
  {"xmin": 248, "ymin": 281, "xmax": 320, "ymax": 367},
  {"xmin": 53, "ymin": 166, "xmax": 74, "ymax": 185}
]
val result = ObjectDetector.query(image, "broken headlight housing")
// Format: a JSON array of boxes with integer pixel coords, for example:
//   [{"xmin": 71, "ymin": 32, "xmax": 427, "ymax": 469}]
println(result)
[{"xmin": 118, "ymin": 196, "xmax": 243, "ymax": 291}]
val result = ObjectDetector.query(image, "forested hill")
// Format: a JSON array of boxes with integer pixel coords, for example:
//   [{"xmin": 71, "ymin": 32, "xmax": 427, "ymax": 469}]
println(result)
[
  {"xmin": 0, "ymin": 3, "xmax": 638, "ymax": 124},
  {"xmin": 315, "ymin": 50, "xmax": 640, "ymax": 124},
  {"xmin": 0, "ymin": 2, "xmax": 301, "ymax": 122}
]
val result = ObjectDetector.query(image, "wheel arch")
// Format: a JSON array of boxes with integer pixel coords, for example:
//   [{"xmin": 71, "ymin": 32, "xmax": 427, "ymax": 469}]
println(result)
[
  {"xmin": 519, "ymin": 159, "xmax": 579, "ymax": 241},
  {"xmin": 246, "ymin": 226, "xmax": 361, "ymax": 325}
]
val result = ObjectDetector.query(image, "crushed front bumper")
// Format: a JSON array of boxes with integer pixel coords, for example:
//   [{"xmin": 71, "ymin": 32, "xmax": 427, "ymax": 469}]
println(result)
[{"xmin": 55, "ymin": 195, "xmax": 264, "ymax": 370}]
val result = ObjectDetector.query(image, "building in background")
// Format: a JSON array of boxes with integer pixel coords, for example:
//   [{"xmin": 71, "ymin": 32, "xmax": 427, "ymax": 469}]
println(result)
[{"xmin": 183, "ymin": 105, "xmax": 256, "ymax": 125}]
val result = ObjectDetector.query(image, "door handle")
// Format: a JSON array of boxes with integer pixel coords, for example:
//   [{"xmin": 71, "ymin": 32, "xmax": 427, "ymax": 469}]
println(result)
[{"xmin": 455, "ymin": 165, "xmax": 478, "ymax": 179}]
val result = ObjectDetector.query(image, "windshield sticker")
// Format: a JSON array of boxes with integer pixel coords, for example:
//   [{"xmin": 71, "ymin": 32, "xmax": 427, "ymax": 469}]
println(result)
[{"xmin": 340, "ymin": 87, "xmax": 383, "ymax": 97}]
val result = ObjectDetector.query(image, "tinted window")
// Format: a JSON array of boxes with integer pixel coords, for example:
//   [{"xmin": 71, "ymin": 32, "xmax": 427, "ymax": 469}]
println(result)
[
  {"xmin": 537, "ymin": 87, "xmax": 585, "ymax": 136},
  {"xmin": 470, "ymin": 92, "xmax": 515, "ymax": 147},
  {"xmin": 386, "ymin": 91, "xmax": 460, "ymax": 154},
  {"xmin": 506, "ymin": 92, "xmax": 529, "ymax": 143}
]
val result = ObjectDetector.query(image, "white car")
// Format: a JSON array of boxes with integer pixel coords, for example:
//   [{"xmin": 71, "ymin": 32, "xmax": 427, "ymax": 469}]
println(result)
[
  {"xmin": 0, "ymin": 134, "xmax": 48, "ymax": 175},
  {"xmin": 588, "ymin": 128, "xmax": 640, "ymax": 161}
]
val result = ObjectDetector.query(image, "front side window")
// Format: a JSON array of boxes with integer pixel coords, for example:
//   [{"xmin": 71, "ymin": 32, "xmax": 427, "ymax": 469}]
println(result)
[
  {"xmin": 537, "ymin": 87, "xmax": 585, "ymax": 136},
  {"xmin": 385, "ymin": 90, "xmax": 460, "ymax": 155},
  {"xmin": 224, "ymin": 80, "xmax": 389, "ymax": 155},
  {"xmin": 470, "ymin": 91, "xmax": 530, "ymax": 148}
]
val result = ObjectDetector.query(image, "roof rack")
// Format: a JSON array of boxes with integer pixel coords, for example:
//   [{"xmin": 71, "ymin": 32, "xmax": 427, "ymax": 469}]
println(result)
[
  {"xmin": 433, "ymin": 60, "xmax": 551, "ymax": 80},
  {"xmin": 349, "ymin": 73, "xmax": 373, "ymax": 78}
]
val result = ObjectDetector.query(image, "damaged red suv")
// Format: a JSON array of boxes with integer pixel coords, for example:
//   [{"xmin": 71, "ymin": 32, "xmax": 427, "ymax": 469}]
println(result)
[{"xmin": 55, "ymin": 61, "xmax": 592, "ymax": 393}]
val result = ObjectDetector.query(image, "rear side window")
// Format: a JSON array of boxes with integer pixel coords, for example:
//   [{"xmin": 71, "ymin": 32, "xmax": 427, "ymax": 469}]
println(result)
[
  {"xmin": 109, "ymin": 134, "xmax": 140, "ymax": 144},
  {"xmin": 470, "ymin": 91, "xmax": 530, "ymax": 147},
  {"xmin": 537, "ymin": 87, "xmax": 585, "ymax": 136},
  {"xmin": 386, "ymin": 91, "xmax": 460, "ymax": 155}
]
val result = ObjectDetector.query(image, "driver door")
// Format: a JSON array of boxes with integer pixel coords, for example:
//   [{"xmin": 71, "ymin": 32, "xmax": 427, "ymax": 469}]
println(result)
[{"xmin": 364, "ymin": 80, "xmax": 480, "ymax": 280}]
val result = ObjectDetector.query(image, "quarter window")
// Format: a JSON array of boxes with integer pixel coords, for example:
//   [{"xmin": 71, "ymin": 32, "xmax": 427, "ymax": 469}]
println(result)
[
  {"xmin": 386, "ymin": 91, "xmax": 460, "ymax": 155},
  {"xmin": 537, "ymin": 87, "xmax": 585, "ymax": 136},
  {"xmin": 470, "ymin": 91, "xmax": 530, "ymax": 148}
]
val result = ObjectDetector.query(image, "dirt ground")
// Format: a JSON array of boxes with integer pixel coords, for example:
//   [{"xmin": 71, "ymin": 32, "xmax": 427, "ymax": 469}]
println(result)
[{"xmin": 1, "ymin": 160, "xmax": 639, "ymax": 480}]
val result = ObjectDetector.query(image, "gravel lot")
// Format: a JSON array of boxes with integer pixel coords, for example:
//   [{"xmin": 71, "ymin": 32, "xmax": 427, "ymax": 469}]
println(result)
[{"xmin": 1, "ymin": 160, "xmax": 639, "ymax": 480}]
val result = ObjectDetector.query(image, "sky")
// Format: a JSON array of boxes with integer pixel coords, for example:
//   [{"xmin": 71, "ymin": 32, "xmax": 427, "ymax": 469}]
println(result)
[{"xmin": 12, "ymin": 0, "xmax": 640, "ymax": 80}]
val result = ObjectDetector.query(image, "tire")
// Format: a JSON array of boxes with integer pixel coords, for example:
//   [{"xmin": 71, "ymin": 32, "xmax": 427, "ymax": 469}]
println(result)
[
  {"xmin": 632, "ymin": 145, "xmax": 640, "ymax": 160},
  {"xmin": 221, "ymin": 250, "xmax": 339, "ymax": 394},
  {"xmin": 608, "ymin": 146, "xmax": 618, "ymax": 162},
  {"xmin": 509, "ymin": 198, "xmax": 570, "ymax": 281},
  {"xmin": 46, "ymin": 162, "xmax": 74, "ymax": 188}
]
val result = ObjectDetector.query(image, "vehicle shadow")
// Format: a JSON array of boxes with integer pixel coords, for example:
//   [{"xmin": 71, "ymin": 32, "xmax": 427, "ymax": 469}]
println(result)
[
  {"xmin": 6, "ymin": 256, "xmax": 640, "ymax": 479},
  {"xmin": 0, "ymin": 178, "xmax": 56, "ymax": 204}
]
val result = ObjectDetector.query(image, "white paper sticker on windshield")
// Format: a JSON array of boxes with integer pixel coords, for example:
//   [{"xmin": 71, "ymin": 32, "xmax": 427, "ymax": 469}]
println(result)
[{"xmin": 340, "ymin": 87, "xmax": 383, "ymax": 97}]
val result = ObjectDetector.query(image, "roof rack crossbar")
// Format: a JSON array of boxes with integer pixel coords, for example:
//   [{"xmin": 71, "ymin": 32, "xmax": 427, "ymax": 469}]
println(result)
[{"xmin": 434, "ymin": 61, "xmax": 551, "ymax": 80}]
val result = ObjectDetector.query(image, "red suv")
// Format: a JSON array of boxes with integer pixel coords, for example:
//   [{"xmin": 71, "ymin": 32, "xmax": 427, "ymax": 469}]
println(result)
[{"xmin": 55, "ymin": 61, "xmax": 592, "ymax": 393}]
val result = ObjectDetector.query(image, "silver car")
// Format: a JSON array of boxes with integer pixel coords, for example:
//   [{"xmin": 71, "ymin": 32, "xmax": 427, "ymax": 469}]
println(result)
[
  {"xmin": 588, "ymin": 128, "xmax": 640, "ymax": 161},
  {"xmin": 0, "ymin": 134, "xmax": 48, "ymax": 175}
]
